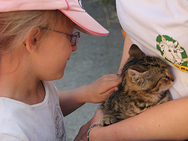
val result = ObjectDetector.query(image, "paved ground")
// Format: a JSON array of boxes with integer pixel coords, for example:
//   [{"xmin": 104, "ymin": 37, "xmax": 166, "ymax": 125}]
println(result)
[{"xmin": 55, "ymin": 0, "xmax": 124, "ymax": 140}]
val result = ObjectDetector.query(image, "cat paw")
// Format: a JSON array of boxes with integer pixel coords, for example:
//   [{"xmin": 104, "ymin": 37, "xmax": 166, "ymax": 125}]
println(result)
[{"xmin": 101, "ymin": 115, "xmax": 117, "ymax": 126}]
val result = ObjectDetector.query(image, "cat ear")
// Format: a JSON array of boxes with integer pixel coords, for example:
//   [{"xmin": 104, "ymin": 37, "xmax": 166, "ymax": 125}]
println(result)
[
  {"xmin": 128, "ymin": 69, "xmax": 145, "ymax": 84},
  {"xmin": 129, "ymin": 44, "xmax": 145, "ymax": 58},
  {"xmin": 129, "ymin": 65, "xmax": 148, "ymax": 73}
]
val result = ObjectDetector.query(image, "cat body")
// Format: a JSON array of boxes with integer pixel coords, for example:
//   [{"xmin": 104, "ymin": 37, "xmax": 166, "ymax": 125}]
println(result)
[{"xmin": 100, "ymin": 44, "xmax": 174, "ymax": 126}]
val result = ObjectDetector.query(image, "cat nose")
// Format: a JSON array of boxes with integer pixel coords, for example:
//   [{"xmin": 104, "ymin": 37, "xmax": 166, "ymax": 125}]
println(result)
[
  {"xmin": 168, "ymin": 74, "xmax": 174, "ymax": 82},
  {"xmin": 171, "ymin": 76, "xmax": 174, "ymax": 82},
  {"xmin": 166, "ymin": 69, "xmax": 174, "ymax": 82}
]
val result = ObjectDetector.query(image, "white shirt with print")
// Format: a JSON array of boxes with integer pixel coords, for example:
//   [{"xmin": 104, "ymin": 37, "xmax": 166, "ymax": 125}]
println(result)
[
  {"xmin": 0, "ymin": 81, "xmax": 66, "ymax": 141},
  {"xmin": 116, "ymin": 0, "xmax": 188, "ymax": 99}
]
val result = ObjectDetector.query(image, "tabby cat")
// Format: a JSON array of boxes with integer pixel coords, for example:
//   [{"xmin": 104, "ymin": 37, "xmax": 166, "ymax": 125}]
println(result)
[{"xmin": 100, "ymin": 44, "xmax": 174, "ymax": 126}]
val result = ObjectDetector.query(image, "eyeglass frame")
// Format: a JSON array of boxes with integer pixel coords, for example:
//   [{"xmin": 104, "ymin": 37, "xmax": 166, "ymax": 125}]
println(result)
[{"xmin": 38, "ymin": 26, "xmax": 80, "ymax": 46}]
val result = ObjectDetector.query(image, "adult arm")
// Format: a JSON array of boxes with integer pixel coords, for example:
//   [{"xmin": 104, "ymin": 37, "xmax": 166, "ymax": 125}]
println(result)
[
  {"xmin": 118, "ymin": 34, "xmax": 133, "ymax": 74},
  {"xmin": 58, "ymin": 74, "xmax": 121, "ymax": 116},
  {"xmin": 75, "ymin": 96, "xmax": 188, "ymax": 140},
  {"xmin": 75, "ymin": 34, "xmax": 188, "ymax": 140}
]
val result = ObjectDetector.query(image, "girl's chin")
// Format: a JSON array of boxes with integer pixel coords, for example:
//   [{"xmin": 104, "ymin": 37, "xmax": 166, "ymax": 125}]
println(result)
[
  {"xmin": 52, "ymin": 71, "xmax": 65, "ymax": 80},
  {"xmin": 57, "ymin": 72, "xmax": 64, "ymax": 80}
]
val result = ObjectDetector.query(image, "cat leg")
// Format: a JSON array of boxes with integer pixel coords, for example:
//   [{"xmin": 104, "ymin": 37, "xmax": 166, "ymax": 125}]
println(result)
[
  {"xmin": 101, "ymin": 115, "xmax": 118, "ymax": 126},
  {"xmin": 157, "ymin": 95, "xmax": 170, "ymax": 105},
  {"xmin": 157, "ymin": 92, "xmax": 170, "ymax": 105}
]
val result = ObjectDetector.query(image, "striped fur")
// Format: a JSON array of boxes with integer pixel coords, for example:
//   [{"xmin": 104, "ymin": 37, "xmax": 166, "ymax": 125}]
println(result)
[{"xmin": 100, "ymin": 44, "xmax": 174, "ymax": 126}]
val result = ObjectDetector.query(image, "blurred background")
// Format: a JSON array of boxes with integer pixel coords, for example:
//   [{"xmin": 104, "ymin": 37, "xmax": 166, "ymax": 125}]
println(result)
[{"xmin": 55, "ymin": 0, "xmax": 124, "ymax": 140}]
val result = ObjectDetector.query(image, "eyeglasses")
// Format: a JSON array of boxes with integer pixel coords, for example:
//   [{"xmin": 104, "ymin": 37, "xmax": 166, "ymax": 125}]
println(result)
[{"xmin": 39, "ymin": 26, "xmax": 80, "ymax": 46}]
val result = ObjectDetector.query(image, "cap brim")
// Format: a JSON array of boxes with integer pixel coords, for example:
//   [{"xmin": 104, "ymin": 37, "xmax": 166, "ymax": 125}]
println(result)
[{"xmin": 60, "ymin": 9, "xmax": 109, "ymax": 36}]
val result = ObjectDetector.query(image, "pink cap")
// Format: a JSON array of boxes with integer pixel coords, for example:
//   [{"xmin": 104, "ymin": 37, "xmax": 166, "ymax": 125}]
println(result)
[{"xmin": 0, "ymin": 0, "xmax": 109, "ymax": 36}]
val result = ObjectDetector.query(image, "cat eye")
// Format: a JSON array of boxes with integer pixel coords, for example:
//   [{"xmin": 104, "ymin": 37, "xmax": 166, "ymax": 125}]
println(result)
[{"xmin": 38, "ymin": 26, "xmax": 80, "ymax": 46}]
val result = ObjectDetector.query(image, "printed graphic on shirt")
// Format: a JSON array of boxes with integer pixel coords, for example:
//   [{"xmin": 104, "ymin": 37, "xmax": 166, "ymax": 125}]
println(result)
[
  {"xmin": 156, "ymin": 35, "xmax": 188, "ymax": 72},
  {"xmin": 55, "ymin": 105, "xmax": 66, "ymax": 141}
]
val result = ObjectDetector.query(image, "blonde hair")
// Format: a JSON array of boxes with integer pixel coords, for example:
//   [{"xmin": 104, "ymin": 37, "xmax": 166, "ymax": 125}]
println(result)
[{"xmin": 0, "ymin": 10, "xmax": 74, "ymax": 57}]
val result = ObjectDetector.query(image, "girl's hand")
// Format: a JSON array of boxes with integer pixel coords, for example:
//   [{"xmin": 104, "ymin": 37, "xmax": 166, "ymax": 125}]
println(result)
[
  {"xmin": 83, "ymin": 74, "xmax": 121, "ymax": 103},
  {"xmin": 59, "ymin": 74, "xmax": 121, "ymax": 116},
  {"xmin": 74, "ymin": 109, "xmax": 104, "ymax": 141},
  {"xmin": 74, "ymin": 74, "xmax": 121, "ymax": 140}
]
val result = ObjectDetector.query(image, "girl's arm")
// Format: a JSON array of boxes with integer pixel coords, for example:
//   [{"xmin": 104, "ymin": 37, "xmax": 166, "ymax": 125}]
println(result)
[
  {"xmin": 58, "ymin": 33, "xmax": 130, "ymax": 116},
  {"xmin": 58, "ymin": 74, "xmax": 122, "ymax": 116}
]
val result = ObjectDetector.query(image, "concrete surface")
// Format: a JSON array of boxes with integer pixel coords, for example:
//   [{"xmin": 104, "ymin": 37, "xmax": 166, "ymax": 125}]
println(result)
[{"xmin": 55, "ymin": 0, "xmax": 124, "ymax": 140}]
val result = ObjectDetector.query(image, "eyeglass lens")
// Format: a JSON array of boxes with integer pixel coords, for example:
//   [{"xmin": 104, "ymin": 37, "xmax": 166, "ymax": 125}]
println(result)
[{"xmin": 71, "ymin": 32, "xmax": 80, "ymax": 46}]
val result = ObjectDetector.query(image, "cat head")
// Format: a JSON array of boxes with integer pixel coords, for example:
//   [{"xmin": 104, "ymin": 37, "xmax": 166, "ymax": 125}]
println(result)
[{"xmin": 121, "ymin": 44, "xmax": 174, "ymax": 94}]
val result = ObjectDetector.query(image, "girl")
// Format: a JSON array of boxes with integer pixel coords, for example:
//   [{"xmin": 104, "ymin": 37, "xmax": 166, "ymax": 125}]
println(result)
[{"xmin": 0, "ymin": 0, "xmax": 121, "ymax": 140}]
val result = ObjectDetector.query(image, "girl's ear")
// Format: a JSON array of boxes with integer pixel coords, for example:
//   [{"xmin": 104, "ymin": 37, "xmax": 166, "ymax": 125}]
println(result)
[{"xmin": 24, "ymin": 27, "xmax": 41, "ymax": 53}]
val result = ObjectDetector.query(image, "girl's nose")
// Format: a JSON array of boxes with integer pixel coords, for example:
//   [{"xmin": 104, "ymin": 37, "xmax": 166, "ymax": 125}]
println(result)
[{"xmin": 72, "ymin": 45, "xmax": 77, "ymax": 52}]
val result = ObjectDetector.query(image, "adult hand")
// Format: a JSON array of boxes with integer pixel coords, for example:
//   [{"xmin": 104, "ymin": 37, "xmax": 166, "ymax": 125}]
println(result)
[{"xmin": 74, "ymin": 109, "xmax": 104, "ymax": 141}]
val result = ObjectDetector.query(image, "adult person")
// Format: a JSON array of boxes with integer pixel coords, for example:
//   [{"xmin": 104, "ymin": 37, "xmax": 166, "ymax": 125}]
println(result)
[{"xmin": 75, "ymin": 0, "xmax": 188, "ymax": 140}]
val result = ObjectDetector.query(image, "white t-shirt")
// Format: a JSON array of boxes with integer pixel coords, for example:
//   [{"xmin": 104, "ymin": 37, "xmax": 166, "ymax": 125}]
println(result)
[
  {"xmin": 116, "ymin": 0, "xmax": 188, "ymax": 99},
  {"xmin": 0, "ymin": 81, "xmax": 66, "ymax": 141}
]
